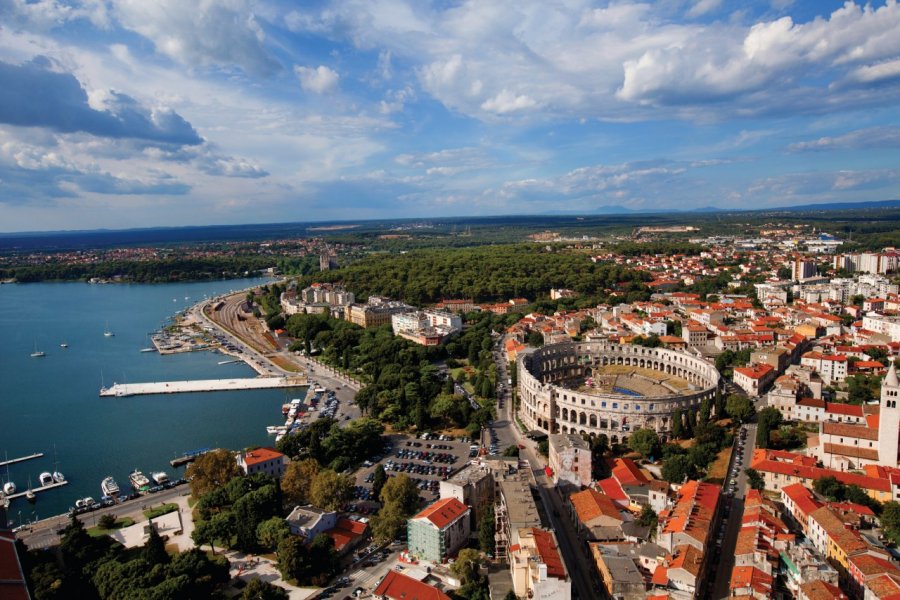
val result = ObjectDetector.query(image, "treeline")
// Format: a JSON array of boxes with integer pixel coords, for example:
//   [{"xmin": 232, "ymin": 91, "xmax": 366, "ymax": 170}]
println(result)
[
  {"xmin": 298, "ymin": 244, "xmax": 651, "ymax": 305},
  {"xmin": 2, "ymin": 256, "xmax": 278, "ymax": 283}
]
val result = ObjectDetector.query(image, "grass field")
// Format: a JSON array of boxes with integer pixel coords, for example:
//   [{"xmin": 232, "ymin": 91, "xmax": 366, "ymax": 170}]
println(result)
[
  {"xmin": 87, "ymin": 517, "xmax": 135, "ymax": 537},
  {"xmin": 144, "ymin": 503, "xmax": 179, "ymax": 520}
]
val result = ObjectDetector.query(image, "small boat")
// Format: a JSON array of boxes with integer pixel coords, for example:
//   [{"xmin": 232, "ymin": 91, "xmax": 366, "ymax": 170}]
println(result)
[
  {"xmin": 101, "ymin": 476, "xmax": 120, "ymax": 497},
  {"xmin": 104, "ymin": 321, "xmax": 114, "ymax": 337},
  {"xmin": 129, "ymin": 470, "xmax": 150, "ymax": 492},
  {"xmin": 140, "ymin": 347, "xmax": 156, "ymax": 353},
  {"xmin": 2, "ymin": 481, "xmax": 15, "ymax": 495},
  {"xmin": 31, "ymin": 341, "xmax": 45, "ymax": 358},
  {"xmin": 151, "ymin": 472, "xmax": 169, "ymax": 486},
  {"xmin": 26, "ymin": 477, "xmax": 35, "ymax": 502},
  {"xmin": 60, "ymin": 342, "xmax": 68, "ymax": 348},
  {"xmin": 52, "ymin": 471, "xmax": 65, "ymax": 483},
  {"xmin": 39, "ymin": 472, "xmax": 53, "ymax": 486}
]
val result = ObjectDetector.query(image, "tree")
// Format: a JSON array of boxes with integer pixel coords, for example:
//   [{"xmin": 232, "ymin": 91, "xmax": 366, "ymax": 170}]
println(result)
[
  {"xmin": 661, "ymin": 455, "xmax": 696, "ymax": 483},
  {"xmin": 281, "ymin": 458, "xmax": 319, "ymax": 505},
  {"xmin": 372, "ymin": 464, "xmax": 388, "ymax": 501},
  {"xmin": 98, "ymin": 514, "xmax": 117, "ymax": 530},
  {"xmin": 451, "ymin": 548, "xmax": 482, "ymax": 585},
  {"xmin": 309, "ymin": 470, "xmax": 352, "ymax": 511},
  {"xmin": 814, "ymin": 476, "xmax": 845, "ymax": 501},
  {"xmin": 745, "ymin": 468, "xmax": 765, "ymax": 491},
  {"xmin": 192, "ymin": 511, "xmax": 235, "ymax": 555},
  {"xmin": 233, "ymin": 484, "xmax": 280, "ymax": 552},
  {"xmin": 628, "ymin": 428, "xmax": 661, "ymax": 459},
  {"xmin": 526, "ymin": 330, "xmax": 544, "ymax": 347},
  {"xmin": 725, "ymin": 394, "xmax": 756, "ymax": 424},
  {"xmin": 257, "ymin": 517, "xmax": 291, "ymax": 552},
  {"xmin": 671, "ymin": 409, "xmax": 685, "ymax": 439},
  {"xmin": 277, "ymin": 536, "xmax": 310, "ymax": 583},
  {"xmin": 371, "ymin": 503, "xmax": 409, "ymax": 543},
  {"xmin": 242, "ymin": 578, "xmax": 289, "ymax": 600},
  {"xmin": 478, "ymin": 506, "xmax": 495, "ymax": 553},
  {"xmin": 143, "ymin": 525, "xmax": 170, "ymax": 566},
  {"xmin": 882, "ymin": 501, "xmax": 900, "ymax": 543},
  {"xmin": 186, "ymin": 449, "xmax": 241, "ymax": 498},
  {"xmin": 380, "ymin": 473, "xmax": 420, "ymax": 515},
  {"xmin": 636, "ymin": 505, "xmax": 658, "ymax": 530},
  {"xmin": 503, "ymin": 592, "xmax": 518, "ymax": 600},
  {"xmin": 502, "ymin": 445, "xmax": 520, "ymax": 457},
  {"xmin": 756, "ymin": 407, "xmax": 783, "ymax": 449}
]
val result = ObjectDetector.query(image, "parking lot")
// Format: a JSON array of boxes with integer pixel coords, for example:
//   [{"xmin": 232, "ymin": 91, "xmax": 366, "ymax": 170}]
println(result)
[{"xmin": 351, "ymin": 433, "xmax": 477, "ymax": 507}]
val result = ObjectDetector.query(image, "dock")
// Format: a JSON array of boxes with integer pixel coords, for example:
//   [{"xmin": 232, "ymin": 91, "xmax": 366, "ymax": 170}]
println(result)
[
  {"xmin": 5, "ymin": 480, "xmax": 68, "ymax": 500},
  {"xmin": 170, "ymin": 448, "xmax": 213, "ymax": 468},
  {"xmin": 99, "ymin": 376, "xmax": 307, "ymax": 397},
  {"xmin": 0, "ymin": 453, "xmax": 44, "ymax": 468}
]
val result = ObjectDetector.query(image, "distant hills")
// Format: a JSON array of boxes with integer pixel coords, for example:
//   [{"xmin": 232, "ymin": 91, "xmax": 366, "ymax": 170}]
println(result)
[{"xmin": 546, "ymin": 199, "xmax": 900, "ymax": 216}]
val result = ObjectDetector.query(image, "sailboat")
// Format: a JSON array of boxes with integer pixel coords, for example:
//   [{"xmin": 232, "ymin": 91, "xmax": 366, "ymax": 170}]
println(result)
[
  {"xmin": 140, "ymin": 333, "xmax": 156, "ymax": 353},
  {"xmin": 60, "ymin": 342, "xmax": 68, "ymax": 348},
  {"xmin": 30, "ymin": 341, "xmax": 45, "ymax": 358},
  {"xmin": 25, "ymin": 477, "xmax": 35, "ymax": 502},
  {"xmin": 104, "ymin": 321, "xmax": 114, "ymax": 337},
  {"xmin": 2, "ymin": 453, "xmax": 15, "ymax": 496}
]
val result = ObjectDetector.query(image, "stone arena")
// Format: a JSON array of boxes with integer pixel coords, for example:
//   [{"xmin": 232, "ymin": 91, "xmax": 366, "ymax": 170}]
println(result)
[{"xmin": 518, "ymin": 341, "xmax": 721, "ymax": 444}]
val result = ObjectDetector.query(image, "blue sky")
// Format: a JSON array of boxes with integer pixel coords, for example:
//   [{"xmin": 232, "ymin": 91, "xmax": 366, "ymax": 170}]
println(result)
[{"xmin": 1, "ymin": 0, "xmax": 900, "ymax": 231}]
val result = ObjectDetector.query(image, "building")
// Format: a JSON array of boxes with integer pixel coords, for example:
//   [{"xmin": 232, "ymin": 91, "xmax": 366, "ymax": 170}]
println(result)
[
  {"xmin": 407, "ymin": 497, "xmax": 470, "ymax": 563},
  {"xmin": 347, "ymin": 297, "xmax": 414, "ymax": 328},
  {"xmin": 494, "ymin": 460, "xmax": 541, "ymax": 563},
  {"xmin": 0, "ymin": 499, "xmax": 29, "ymax": 600},
  {"xmin": 548, "ymin": 433, "xmax": 592, "ymax": 489},
  {"xmin": 237, "ymin": 447, "xmax": 287, "ymax": 478},
  {"xmin": 798, "ymin": 580, "xmax": 847, "ymax": 600},
  {"xmin": 589, "ymin": 543, "xmax": 647, "ymax": 600},
  {"xmin": 733, "ymin": 363, "xmax": 776, "ymax": 396},
  {"xmin": 373, "ymin": 570, "xmax": 451, "ymax": 600},
  {"xmin": 801, "ymin": 352, "xmax": 849, "ymax": 385},
  {"xmin": 439, "ymin": 461, "xmax": 494, "ymax": 534},
  {"xmin": 509, "ymin": 528, "xmax": 570, "ymax": 600},
  {"xmin": 569, "ymin": 488, "xmax": 627, "ymax": 542},
  {"xmin": 285, "ymin": 505, "xmax": 337, "ymax": 538},
  {"xmin": 392, "ymin": 309, "xmax": 462, "ymax": 346},
  {"xmin": 793, "ymin": 259, "xmax": 818, "ymax": 281}
]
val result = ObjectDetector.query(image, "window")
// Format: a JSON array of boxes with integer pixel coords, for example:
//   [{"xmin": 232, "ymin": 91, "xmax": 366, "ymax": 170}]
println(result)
[{"xmin": 613, "ymin": 403, "xmax": 618, "ymax": 409}]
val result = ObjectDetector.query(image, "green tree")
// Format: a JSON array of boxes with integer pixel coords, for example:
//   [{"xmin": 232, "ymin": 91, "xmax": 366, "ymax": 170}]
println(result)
[
  {"xmin": 257, "ymin": 517, "xmax": 291, "ymax": 552},
  {"xmin": 371, "ymin": 503, "xmax": 409, "ymax": 543},
  {"xmin": 451, "ymin": 548, "xmax": 483, "ymax": 585},
  {"xmin": 380, "ymin": 473, "xmax": 421, "ymax": 514},
  {"xmin": 143, "ymin": 525, "xmax": 170, "ymax": 566},
  {"xmin": 233, "ymin": 484, "xmax": 280, "ymax": 552},
  {"xmin": 636, "ymin": 504, "xmax": 658, "ymax": 530},
  {"xmin": 502, "ymin": 445, "xmax": 520, "ymax": 457},
  {"xmin": 756, "ymin": 407, "xmax": 783, "ymax": 449},
  {"xmin": 813, "ymin": 476, "xmax": 845, "ymax": 501},
  {"xmin": 309, "ymin": 469, "xmax": 352, "ymax": 511},
  {"xmin": 882, "ymin": 501, "xmax": 900, "ymax": 543},
  {"xmin": 745, "ymin": 468, "xmax": 765, "ymax": 491},
  {"xmin": 280, "ymin": 458, "xmax": 319, "ymax": 505},
  {"xmin": 671, "ymin": 409, "xmax": 685, "ymax": 439},
  {"xmin": 372, "ymin": 464, "xmax": 388, "ymax": 501},
  {"xmin": 277, "ymin": 536, "xmax": 310, "ymax": 583},
  {"xmin": 662, "ymin": 455, "xmax": 696, "ymax": 483},
  {"xmin": 242, "ymin": 578, "xmax": 289, "ymax": 600},
  {"xmin": 526, "ymin": 331, "xmax": 544, "ymax": 347},
  {"xmin": 186, "ymin": 448, "xmax": 241, "ymax": 498},
  {"xmin": 478, "ymin": 506, "xmax": 495, "ymax": 553},
  {"xmin": 725, "ymin": 394, "xmax": 756, "ymax": 424},
  {"xmin": 628, "ymin": 428, "xmax": 661, "ymax": 459},
  {"xmin": 97, "ymin": 513, "xmax": 116, "ymax": 530}
]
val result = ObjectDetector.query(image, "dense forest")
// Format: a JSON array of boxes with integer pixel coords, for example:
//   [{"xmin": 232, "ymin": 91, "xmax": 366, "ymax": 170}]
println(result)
[{"xmin": 299, "ymin": 244, "xmax": 651, "ymax": 305}]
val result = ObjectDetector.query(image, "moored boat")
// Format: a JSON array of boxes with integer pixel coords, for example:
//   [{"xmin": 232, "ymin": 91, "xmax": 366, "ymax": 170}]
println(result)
[
  {"xmin": 39, "ymin": 472, "xmax": 53, "ymax": 486},
  {"xmin": 129, "ymin": 470, "xmax": 151, "ymax": 492},
  {"xmin": 151, "ymin": 471, "xmax": 169, "ymax": 486},
  {"xmin": 101, "ymin": 476, "xmax": 120, "ymax": 497},
  {"xmin": 52, "ymin": 471, "xmax": 65, "ymax": 483},
  {"xmin": 2, "ymin": 481, "xmax": 15, "ymax": 495}
]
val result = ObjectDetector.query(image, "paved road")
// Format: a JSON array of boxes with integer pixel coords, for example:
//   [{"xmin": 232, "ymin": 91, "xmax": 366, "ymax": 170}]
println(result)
[
  {"xmin": 17, "ymin": 484, "xmax": 190, "ymax": 550},
  {"xmin": 709, "ymin": 422, "xmax": 757, "ymax": 600}
]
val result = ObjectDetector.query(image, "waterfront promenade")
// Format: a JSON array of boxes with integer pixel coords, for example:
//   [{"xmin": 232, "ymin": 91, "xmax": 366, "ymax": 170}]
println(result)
[{"xmin": 99, "ymin": 376, "xmax": 307, "ymax": 397}]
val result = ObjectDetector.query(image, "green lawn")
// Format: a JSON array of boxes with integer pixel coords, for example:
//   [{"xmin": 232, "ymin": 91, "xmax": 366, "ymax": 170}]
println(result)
[
  {"xmin": 87, "ymin": 517, "xmax": 135, "ymax": 537},
  {"xmin": 144, "ymin": 503, "xmax": 179, "ymax": 520}
]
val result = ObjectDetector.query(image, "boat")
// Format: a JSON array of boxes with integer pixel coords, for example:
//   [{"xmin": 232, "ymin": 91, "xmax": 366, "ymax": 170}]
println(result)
[
  {"xmin": 104, "ymin": 321, "xmax": 114, "ymax": 337},
  {"xmin": 101, "ymin": 476, "xmax": 120, "ymax": 497},
  {"xmin": 60, "ymin": 342, "xmax": 68, "ymax": 348},
  {"xmin": 140, "ymin": 347, "xmax": 156, "ymax": 353},
  {"xmin": 39, "ymin": 472, "xmax": 53, "ymax": 486},
  {"xmin": 30, "ymin": 341, "xmax": 45, "ymax": 358},
  {"xmin": 2, "ymin": 481, "xmax": 15, "ymax": 495},
  {"xmin": 26, "ymin": 477, "xmax": 35, "ymax": 503},
  {"xmin": 52, "ymin": 471, "xmax": 65, "ymax": 483},
  {"xmin": 129, "ymin": 470, "xmax": 150, "ymax": 492},
  {"xmin": 151, "ymin": 471, "xmax": 169, "ymax": 486}
]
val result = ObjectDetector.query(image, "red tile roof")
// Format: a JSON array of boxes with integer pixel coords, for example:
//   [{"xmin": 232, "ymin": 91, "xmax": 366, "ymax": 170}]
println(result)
[
  {"xmin": 413, "ymin": 497, "xmax": 468, "ymax": 529},
  {"xmin": 730, "ymin": 565, "xmax": 773, "ymax": 595},
  {"xmin": 570, "ymin": 489, "xmax": 622, "ymax": 524},
  {"xmin": 751, "ymin": 449, "xmax": 891, "ymax": 492},
  {"xmin": 734, "ymin": 363, "xmax": 775, "ymax": 380},
  {"xmin": 374, "ymin": 570, "xmax": 451, "ymax": 600},
  {"xmin": 781, "ymin": 483, "xmax": 823, "ymax": 516},
  {"xmin": 800, "ymin": 580, "xmax": 848, "ymax": 600},
  {"xmin": 242, "ymin": 447, "xmax": 285, "ymax": 467},
  {"xmin": 531, "ymin": 528, "xmax": 566, "ymax": 579},
  {"xmin": 0, "ymin": 531, "xmax": 29, "ymax": 600},
  {"xmin": 326, "ymin": 517, "xmax": 368, "ymax": 551},
  {"xmin": 612, "ymin": 458, "xmax": 649, "ymax": 486}
]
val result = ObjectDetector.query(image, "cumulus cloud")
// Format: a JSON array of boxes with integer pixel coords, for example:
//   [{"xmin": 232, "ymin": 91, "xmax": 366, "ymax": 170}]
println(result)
[
  {"xmin": 294, "ymin": 65, "xmax": 340, "ymax": 94},
  {"xmin": 0, "ymin": 57, "xmax": 202, "ymax": 145},
  {"xmin": 787, "ymin": 126, "xmax": 900, "ymax": 153},
  {"xmin": 687, "ymin": 0, "xmax": 722, "ymax": 18},
  {"xmin": 108, "ymin": 0, "xmax": 279, "ymax": 76},
  {"xmin": 480, "ymin": 90, "xmax": 538, "ymax": 114},
  {"xmin": 748, "ymin": 168, "xmax": 900, "ymax": 198}
]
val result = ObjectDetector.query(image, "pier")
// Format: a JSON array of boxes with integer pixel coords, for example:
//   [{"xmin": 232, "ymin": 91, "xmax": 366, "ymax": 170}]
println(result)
[
  {"xmin": 99, "ymin": 376, "xmax": 307, "ymax": 397},
  {"xmin": 0, "ymin": 453, "xmax": 44, "ymax": 468},
  {"xmin": 170, "ymin": 448, "xmax": 213, "ymax": 468},
  {"xmin": 5, "ymin": 480, "xmax": 68, "ymax": 500}
]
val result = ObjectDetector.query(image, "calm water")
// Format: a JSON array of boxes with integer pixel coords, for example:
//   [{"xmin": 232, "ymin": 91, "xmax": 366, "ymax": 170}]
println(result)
[{"xmin": 0, "ymin": 278, "xmax": 304, "ymax": 522}]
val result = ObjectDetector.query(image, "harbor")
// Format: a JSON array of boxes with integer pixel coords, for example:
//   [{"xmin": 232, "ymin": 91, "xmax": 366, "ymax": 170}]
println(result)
[
  {"xmin": 4, "ymin": 480, "xmax": 69, "ymax": 501},
  {"xmin": 99, "ymin": 375, "xmax": 307, "ymax": 397}
]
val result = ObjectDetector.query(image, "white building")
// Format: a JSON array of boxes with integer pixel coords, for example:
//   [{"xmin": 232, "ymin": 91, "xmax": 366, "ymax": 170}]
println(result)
[
  {"xmin": 510, "ymin": 528, "xmax": 571, "ymax": 600},
  {"xmin": 800, "ymin": 352, "xmax": 848, "ymax": 385},
  {"xmin": 862, "ymin": 314, "xmax": 900, "ymax": 343},
  {"xmin": 406, "ymin": 497, "xmax": 470, "ymax": 563},
  {"xmin": 549, "ymin": 433, "xmax": 592, "ymax": 489}
]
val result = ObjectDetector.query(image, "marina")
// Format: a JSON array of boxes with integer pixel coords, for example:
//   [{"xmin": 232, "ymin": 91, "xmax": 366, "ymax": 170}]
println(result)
[
  {"xmin": 99, "ymin": 376, "xmax": 307, "ymax": 397},
  {"xmin": 0, "ymin": 453, "xmax": 44, "ymax": 468},
  {"xmin": 4, "ymin": 480, "xmax": 69, "ymax": 500}
]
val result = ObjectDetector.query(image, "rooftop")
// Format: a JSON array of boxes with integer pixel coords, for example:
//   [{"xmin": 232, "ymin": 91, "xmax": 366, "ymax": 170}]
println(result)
[{"xmin": 412, "ymin": 497, "xmax": 469, "ymax": 530}]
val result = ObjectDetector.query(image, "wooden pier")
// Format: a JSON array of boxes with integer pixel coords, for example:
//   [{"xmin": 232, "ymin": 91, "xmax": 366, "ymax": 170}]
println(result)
[
  {"xmin": 0, "ymin": 453, "xmax": 44, "ymax": 468},
  {"xmin": 99, "ymin": 376, "xmax": 307, "ymax": 397},
  {"xmin": 5, "ymin": 480, "xmax": 68, "ymax": 500}
]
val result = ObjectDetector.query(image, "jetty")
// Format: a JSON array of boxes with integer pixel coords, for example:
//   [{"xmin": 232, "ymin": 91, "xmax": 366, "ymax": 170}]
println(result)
[
  {"xmin": 0, "ymin": 453, "xmax": 44, "ymax": 468},
  {"xmin": 170, "ymin": 448, "xmax": 213, "ymax": 468},
  {"xmin": 5, "ymin": 480, "xmax": 68, "ymax": 500},
  {"xmin": 99, "ymin": 376, "xmax": 307, "ymax": 397}
]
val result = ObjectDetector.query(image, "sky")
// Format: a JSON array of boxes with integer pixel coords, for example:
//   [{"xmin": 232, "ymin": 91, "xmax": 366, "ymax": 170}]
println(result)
[{"xmin": 2, "ymin": 1, "xmax": 900, "ymax": 232}]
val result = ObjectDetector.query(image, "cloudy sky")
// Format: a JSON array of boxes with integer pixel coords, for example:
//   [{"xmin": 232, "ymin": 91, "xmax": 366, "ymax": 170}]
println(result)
[{"xmin": 2, "ymin": 0, "xmax": 900, "ymax": 231}]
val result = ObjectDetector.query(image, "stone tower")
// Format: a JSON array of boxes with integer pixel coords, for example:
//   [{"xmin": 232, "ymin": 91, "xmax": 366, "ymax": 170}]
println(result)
[{"xmin": 878, "ymin": 362, "xmax": 900, "ymax": 468}]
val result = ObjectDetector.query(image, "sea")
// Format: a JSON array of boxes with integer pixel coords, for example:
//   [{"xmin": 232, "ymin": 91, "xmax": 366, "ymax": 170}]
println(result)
[{"xmin": 0, "ymin": 278, "xmax": 305, "ymax": 523}]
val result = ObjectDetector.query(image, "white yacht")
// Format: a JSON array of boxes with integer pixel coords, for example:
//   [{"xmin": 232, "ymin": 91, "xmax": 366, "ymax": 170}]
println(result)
[
  {"xmin": 38, "ymin": 472, "xmax": 53, "ymax": 486},
  {"xmin": 104, "ymin": 321, "xmax": 114, "ymax": 337},
  {"xmin": 30, "ymin": 341, "xmax": 45, "ymax": 358},
  {"xmin": 2, "ymin": 481, "xmax": 15, "ymax": 495},
  {"xmin": 129, "ymin": 470, "xmax": 150, "ymax": 492},
  {"xmin": 52, "ymin": 471, "xmax": 65, "ymax": 483},
  {"xmin": 101, "ymin": 476, "xmax": 120, "ymax": 497},
  {"xmin": 151, "ymin": 472, "xmax": 169, "ymax": 486}
]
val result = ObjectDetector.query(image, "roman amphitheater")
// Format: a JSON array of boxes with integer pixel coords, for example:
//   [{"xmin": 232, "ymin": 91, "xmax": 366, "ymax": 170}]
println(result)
[{"xmin": 518, "ymin": 341, "xmax": 721, "ymax": 444}]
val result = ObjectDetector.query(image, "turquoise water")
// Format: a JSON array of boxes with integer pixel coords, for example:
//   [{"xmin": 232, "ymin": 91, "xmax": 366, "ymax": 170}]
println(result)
[{"xmin": 0, "ymin": 279, "xmax": 304, "ymax": 522}]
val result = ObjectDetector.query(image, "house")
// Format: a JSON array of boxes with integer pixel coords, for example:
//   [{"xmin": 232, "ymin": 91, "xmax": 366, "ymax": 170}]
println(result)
[
  {"xmin": 548, "ymin": 433, "xmax": 592, "ymax": 490},
  {"xmin": 509, "ymin": 528, "xmax": 570, "ymax": 600},
  {"xmin": 0, "ymin": 527, "xmax": 29, "ymax": 600},
  {"xmin": 373, "ymin": 570, "xmax": 451, "ymax": 600},
  {"xmin": 733, "ymin": 363, "xmax": 776, "ymax": 396},
  {"xmin": 568, "ymin": 489, "xmax": 626, "ymax": 541},
  {"xmin": 237, "ymin": 447, "xmax": 288, "ymax": 478},
  {"xmin": 407, "ymin": 497, "xmax": 470, "ymax": 563},
  {"xmin": 798, "ymin": 580, "xmax": 848, "ymax": 600},
  {"xmin": 325, "ymin": 517, "xmax": 369, "ymax": 556},
  {"xmin": 285, "ymin": 505, "xmax": 337, "ymax": 539}
]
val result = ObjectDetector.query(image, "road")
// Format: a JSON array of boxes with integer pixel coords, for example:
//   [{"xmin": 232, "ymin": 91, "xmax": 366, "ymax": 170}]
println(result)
[
  {"xmin": 17, "ymin": 484, "xmax": 190, "ymax": 550},
  {"xmin": 709, "ymin": 422, "xmax": 757, "ymax": 600},
  {"xmin": 489, "ymin": 339, "xmax": 598, "ymax": 600}
]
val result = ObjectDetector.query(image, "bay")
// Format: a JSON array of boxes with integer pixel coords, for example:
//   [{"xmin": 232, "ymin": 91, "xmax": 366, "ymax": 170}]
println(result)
[{"xmin": 0, "ymin": 278, "xmax": 304, "ymax": 523}]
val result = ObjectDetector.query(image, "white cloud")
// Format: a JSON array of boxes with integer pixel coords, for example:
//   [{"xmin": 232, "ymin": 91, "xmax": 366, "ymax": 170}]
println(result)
[
  {"xmin": 787, "ymin": 126, "xmax": 900, "ymax": 153},
  {"xmin": 688, "ymin": 0, "xmax": 722, "ymax": 18},
  {"xmin": 480, "ymin": 90, "xmax": 538, "ymax": 114},
  {"xmin": 294, "ymin": 65, "xmax": 340, "ymax": 94}
]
